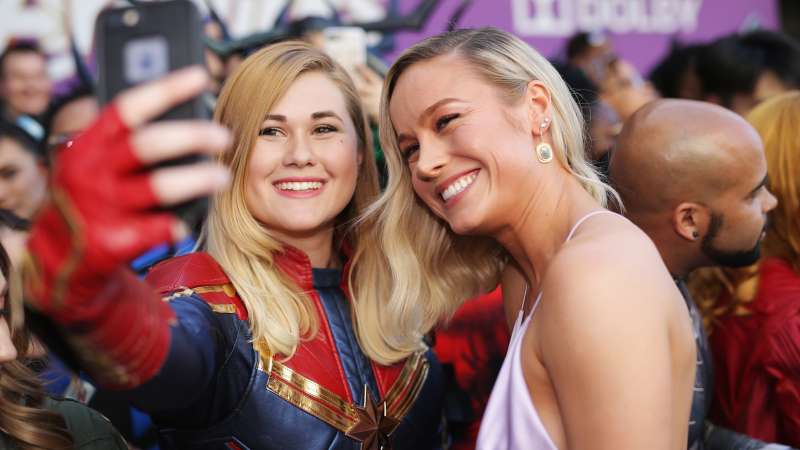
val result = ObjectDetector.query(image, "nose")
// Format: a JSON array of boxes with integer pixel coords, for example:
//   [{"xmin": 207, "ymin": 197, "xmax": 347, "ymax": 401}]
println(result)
[
  {"xmin": 0, "ymin": 320, "xmax": 17, "ymax": 364},
  {"xmin": 414, "ymin": 138, "xmax": 449, "ymax": 182},
  {"xmin": 763, "ymin": 187, "xmax": 778, "ymax": 213},
  {"xmin": 283, "ymin": 135, "xmax": 316, "ymax": 168},
  {"xmin": 0, "ymin": 185, "xmax": 13, "ymax": 210}
]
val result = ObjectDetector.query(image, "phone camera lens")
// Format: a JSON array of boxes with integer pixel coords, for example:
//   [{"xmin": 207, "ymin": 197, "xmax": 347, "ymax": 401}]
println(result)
[{"xmin": 122, "ymin": 10, "xmax": 140, "ymax": 27}]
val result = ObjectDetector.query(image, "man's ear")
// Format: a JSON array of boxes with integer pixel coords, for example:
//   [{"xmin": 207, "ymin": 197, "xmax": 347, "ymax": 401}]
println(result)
[{"xmin": 672, "ymin": 202, "xmax": 711, "ymax": 242}]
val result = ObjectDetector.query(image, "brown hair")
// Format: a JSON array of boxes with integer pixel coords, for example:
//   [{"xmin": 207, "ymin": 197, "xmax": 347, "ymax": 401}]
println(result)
[{"xmin": 0, "ymin": 240, "xmax": 73, "ymax": 449}]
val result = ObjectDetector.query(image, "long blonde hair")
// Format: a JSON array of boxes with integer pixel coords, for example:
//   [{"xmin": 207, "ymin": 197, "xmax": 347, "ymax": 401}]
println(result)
[
  {"xmin": 353, "ymin": 28, "xmax": 616, "ymax": 362},
  {"xmin": 690, "ymin": 91, "xmax": 800, "ymax": 325},
  {"xmin": 205, "ymin": 42, "xmax": 380, "ymax": 360}
]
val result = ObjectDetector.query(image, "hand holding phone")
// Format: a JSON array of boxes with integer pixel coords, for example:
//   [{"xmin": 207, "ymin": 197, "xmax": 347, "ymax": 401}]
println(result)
[{"xmin": 95, "ymin": 0, "xmax": 210, "ymax": 230}]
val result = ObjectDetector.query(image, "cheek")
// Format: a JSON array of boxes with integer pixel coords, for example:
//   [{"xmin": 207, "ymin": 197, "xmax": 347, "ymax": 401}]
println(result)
[
  {"xmin": 324, "ymin": 138, "xmax": 360, "ymax": 184},
  {"xmin": 0, "ymin": 320, "xmax": 17, "ymax": 363},
  {"xmin": 246, "ymin": 145, "xmax": 281, "ymax": 182}
]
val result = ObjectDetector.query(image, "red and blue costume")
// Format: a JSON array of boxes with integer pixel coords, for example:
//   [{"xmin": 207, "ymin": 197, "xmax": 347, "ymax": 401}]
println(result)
[{"xmin": 24, "ymin": 104, "xmax": 444, "ymax": 449}]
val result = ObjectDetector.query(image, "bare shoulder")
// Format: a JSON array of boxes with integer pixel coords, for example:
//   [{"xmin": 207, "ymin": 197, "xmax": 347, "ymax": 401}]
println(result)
[{"xmin": 540, "ymin": 213, "xmax": 683, "ymax": 331}]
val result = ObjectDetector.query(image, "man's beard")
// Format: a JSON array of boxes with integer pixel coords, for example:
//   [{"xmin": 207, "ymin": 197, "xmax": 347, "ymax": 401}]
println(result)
[{"xmin": 701, "ymin": 213, "xmax": 764, "ymax": 268}]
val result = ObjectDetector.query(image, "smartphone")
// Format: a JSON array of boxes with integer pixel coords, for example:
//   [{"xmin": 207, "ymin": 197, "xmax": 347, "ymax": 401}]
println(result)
[
  {"xmin": 95, "ymin": 0, "xmax": 209, "ymax": 230},
  {"xmin": 322, "ymin": 27, "xmax": 367, "ymax": 75}
]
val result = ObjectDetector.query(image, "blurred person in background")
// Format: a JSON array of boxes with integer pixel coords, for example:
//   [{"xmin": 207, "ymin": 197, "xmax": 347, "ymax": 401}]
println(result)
[
  {"xmin": 0, "ymin": 233, "xmax": 127, "ymax": 449},
  {"xmin": 694, "ymin": 30, "xmax": 800, "ymax": 116},
  {"xmin": 564, "ymin": 31, "xmax": 614, "ymax": 86},
  {"xmin": 554, "ymin": 62, "xmax": 621, "ymax": 176},
  {"xmin": 0, "ymin": 120, "xmax": 47, "ymax": 221},
  {"xmin": 0, "ymin": 41, "xmax": 52, "ymax": 140},
  {"xmin": 41, "ymin": 84, "xmax": 98, "ymax": 155},
  {"xmin": 648, "ymin": 41, "xmax": 704, "ymax": 100},
  {"xmin": 690, "ymin": 92, "xmax": 800, "ymax": 447},
  {"xmin": 608, "ymin": 99, "xmax": 791, "ymax": 450},
  {"xmin": 597, "ymin": 56, "xmax": 659, "ymax": 121}
]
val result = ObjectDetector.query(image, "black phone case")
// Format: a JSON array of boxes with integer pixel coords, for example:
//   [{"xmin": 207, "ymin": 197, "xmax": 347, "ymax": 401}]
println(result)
[{"xmin": 95, "ymin": 0, "xmax": 209, "ymax": 231}]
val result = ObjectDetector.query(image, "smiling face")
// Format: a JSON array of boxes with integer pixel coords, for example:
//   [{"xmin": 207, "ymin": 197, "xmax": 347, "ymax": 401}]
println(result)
[
  {"xmin": 244, "ymin": 71, "xmax": 361, "ymax": 242},
  {"xmin": 0, "ymin": 136, "xmax": 47, "ymax": 220},
  {"xmin": 388, "ymin": 54, "xmax": 546, "ymax": 236},
  {"xmin": 0, "ymin": 51, "xmax": 51, "ymax": 118}
]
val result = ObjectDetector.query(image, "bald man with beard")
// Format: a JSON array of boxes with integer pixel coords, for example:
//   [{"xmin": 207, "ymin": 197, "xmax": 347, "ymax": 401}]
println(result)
[{"xmin": 608, "ymin": 99, "xmax": 791, "ymax": 450}]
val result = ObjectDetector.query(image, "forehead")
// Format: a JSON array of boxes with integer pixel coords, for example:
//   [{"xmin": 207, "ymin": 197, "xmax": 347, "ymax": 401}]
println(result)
[
  {"xmin": 389, "ymin": 55, "xmax": 499, "ymax": 127},
  {"xmin": 3, "ymin": 51, "xmax": 46, "ymax": 72},
  {"xmin": 269, "ymin": 71, "xmax": 350, "ymax": 118},
  {"xmin": 0, "ymin": 137, "xmax": 34, "ymax": 165},
  {"xmin": 717, "ymin": 122, "xmax": 767, "ymax": 191},
  {"xmin": 51, "ymin": 97, "xmax": 100, "ymax": 136}
]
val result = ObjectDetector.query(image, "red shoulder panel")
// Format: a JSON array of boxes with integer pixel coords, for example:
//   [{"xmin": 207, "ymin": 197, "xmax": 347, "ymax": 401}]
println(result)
[{"xmin": 145, "ymin": 253, "xmax": 248, "ymax": 320}]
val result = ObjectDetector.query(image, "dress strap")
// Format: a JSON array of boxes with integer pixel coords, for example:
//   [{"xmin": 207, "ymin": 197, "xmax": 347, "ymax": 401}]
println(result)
[
  {"xmin": 521, "ymin": 210, "xmax": 615, "ymax": 323},
  {"xmin": 565, "ymin": 210, "xmax": 615, "ymax": 242}
]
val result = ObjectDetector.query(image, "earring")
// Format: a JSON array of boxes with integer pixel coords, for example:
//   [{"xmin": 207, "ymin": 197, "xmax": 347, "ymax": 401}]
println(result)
[
  {"xmin": 540, "ymin": 117, "xmax": 550, "ymax": 129},
  {"xmin": 536, "ymin": 117, "xmax": 553, "ymax": 163},
  {"xmin": 692, "ymin": 231, "xmax": 700, "ymax": 240},
  {"xmin": 536, "ymin": 142, "xmax": 553, "ymax": 163}
]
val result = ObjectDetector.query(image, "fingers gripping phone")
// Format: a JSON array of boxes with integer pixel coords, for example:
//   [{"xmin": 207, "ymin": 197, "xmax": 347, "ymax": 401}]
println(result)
[
  {"xmin": 95, "ymin": 0, "xmax": 209, "ymax": 231},
  {"xmin": 322, "ymin": 27, "xmax": 367, "ymax": 75}
]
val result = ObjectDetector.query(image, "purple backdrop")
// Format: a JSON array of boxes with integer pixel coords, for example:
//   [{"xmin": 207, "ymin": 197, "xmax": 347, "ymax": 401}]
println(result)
[{"xmin": 389, "ymin": 0, "xmax": 779, "ymax": 73}]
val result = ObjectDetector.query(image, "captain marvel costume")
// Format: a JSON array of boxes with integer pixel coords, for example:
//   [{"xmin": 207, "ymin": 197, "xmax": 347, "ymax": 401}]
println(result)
[{"xmin": 23, "ymin": 103, "xmax": 444, "ymax": 449}]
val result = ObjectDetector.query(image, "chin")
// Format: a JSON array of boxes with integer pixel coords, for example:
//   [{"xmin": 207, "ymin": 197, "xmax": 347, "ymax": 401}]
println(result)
[{"xmin": 446, "ymin": 213, "xmax": 487, "ymax": 236}]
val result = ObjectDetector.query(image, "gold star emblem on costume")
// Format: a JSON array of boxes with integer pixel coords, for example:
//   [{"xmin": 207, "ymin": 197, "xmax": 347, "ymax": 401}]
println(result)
[{"xmin": 346, "ymin": 385, "xmax": 401, "ymax": 450}]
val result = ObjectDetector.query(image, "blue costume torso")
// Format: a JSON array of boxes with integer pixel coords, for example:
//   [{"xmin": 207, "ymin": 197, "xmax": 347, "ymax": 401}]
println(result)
[{"xmin": 133, "ymin": 250, "xmax": 444, "ymax": 450}]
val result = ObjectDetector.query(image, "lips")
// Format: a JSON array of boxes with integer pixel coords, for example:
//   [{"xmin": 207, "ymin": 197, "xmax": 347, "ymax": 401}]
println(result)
[
  {"xmin": 272, "ymin": 178, "xmax": 326, "ymax": 197},
  {"xmin": 437, "ymin": 169, "xmax": 479, "ymax": 202}
]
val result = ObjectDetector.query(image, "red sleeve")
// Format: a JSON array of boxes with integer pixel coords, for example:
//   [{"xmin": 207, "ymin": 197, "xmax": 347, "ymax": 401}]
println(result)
[{"xmin": 766, "ymin": 314, "xmax": 800, "ymax": 446}]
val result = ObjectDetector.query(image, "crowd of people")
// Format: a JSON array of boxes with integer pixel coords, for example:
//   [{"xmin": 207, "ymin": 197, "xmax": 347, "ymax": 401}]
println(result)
[{"xmin": 0, "ymin": 5, "xmax": 797, "ymax": 450}]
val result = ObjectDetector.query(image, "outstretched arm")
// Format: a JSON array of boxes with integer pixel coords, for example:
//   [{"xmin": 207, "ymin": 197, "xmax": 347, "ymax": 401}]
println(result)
[{"xmin": 24, "ymin": 68, "xmax": 230, "ymax": 394}]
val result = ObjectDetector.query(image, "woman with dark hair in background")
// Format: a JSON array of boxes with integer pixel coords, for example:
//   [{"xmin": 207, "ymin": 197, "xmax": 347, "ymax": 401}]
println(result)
[
  {"xmin": 0, "ymin": 236, "xmax": 126, "ymax": 449},
  {"xmin": 0, "ymin": 120, "xmax": 47, "ymax": 221}
]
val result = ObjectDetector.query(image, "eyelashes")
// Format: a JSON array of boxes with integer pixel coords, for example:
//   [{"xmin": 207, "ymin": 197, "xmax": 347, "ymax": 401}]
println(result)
[
  {"xmin": 258, "ymin": 124, "xmax": 339, "ymax": 137},
  {"xmin": 435, "ymin": 113, "xmax": 459, "ymax": 131},
  {"xmin": 400, "ymin": 113, "xmax": 460, "ymax": 162}
]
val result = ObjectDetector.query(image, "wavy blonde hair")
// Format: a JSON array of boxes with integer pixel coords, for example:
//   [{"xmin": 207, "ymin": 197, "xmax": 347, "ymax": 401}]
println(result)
[
  {"xmin": 204, "ymin": 42, "xmax": 381, "ymax": 360},
  {"xmin": 690, "ymin": 91, "xmax": 800, "ymax": 326},
  {"xmin": 353, "ymin": 28, "xmax": 616, "ymax": 362}
]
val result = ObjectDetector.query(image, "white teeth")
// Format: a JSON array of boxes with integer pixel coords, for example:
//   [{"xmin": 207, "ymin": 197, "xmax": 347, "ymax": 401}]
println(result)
[
  {"xmin": 441, "ymin": 172, "xmax": 478, "ymax": 202},
  {"xmin": 276, "ymin": 181, "xmax": 323, "ymax": 191}
]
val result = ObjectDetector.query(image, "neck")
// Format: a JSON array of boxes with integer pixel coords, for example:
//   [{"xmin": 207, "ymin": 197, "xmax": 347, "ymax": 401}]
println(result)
[
  {"xmin": 494, "ymin": 167, "xmax": 601, "ymax": 288},
  {"xmin": 631, "ymin": 215, "xmax": 696, "ymax": 280},
  {"xmin": 273, "ymin": 225, "xmax": 338, "ymax": 269}
]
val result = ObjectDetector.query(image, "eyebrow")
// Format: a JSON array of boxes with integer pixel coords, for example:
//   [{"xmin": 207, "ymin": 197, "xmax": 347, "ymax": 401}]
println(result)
[
  {"xmin": 748, "ymin": 174, "xmax": 769, "ymax": 198},
  {"xmin": 263, "ymin": 111, "xmax": 344, "ymax": 123},
  {"xmin": 396, "ymin": 97, "xmax": 462, "ymax": 143},
  {"xmin": 311, "ymin": 111, "xmax": 343, "ymax": 121}
]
